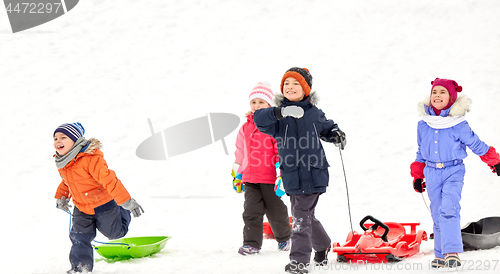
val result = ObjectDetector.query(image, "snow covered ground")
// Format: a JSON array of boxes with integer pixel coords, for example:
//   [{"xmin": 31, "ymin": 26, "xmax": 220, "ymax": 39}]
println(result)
[{"xmin": 1, "ymin": 0, "xmax": 500, "ymax": 273}]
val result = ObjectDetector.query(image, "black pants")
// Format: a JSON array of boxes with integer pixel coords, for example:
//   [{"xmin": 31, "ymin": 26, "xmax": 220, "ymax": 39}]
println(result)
[
  {"xmin": 243, "ymin": 183, "xmax": 291, "ymax": 249},
  {"xmin": 69, "ymin": 200, "xmax": 131, "ymax": 272},
  {"xmin": 289, "ymin": 193, "xmax": 331, "ymax": 264}
]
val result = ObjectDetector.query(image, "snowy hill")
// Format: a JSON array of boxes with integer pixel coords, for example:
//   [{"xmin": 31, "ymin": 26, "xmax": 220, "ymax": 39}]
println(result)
[{"xmin": 1, "ymin": 0, "xmax": 499, "ymax": 273}]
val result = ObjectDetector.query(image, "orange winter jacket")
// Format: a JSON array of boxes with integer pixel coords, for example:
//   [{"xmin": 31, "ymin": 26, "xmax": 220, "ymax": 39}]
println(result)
[{"xmin": 54, "ymin": 140, "xmax": 131, "ymax": 215}]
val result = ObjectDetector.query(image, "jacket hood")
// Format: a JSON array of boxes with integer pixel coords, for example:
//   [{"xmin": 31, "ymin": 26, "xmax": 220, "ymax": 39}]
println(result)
[
  {"xmin": 57, "ymin": 138, "xmax": 103, "ymax": 169},
  {"xmin": 418, "ymin": 95, "xmax": 471, "ymax": 117},
  {"xmin": 273, "ymin": 91, "xmax": 319, "ymax": 107},
  {"xmin": 245, "ymin": 112, "xmax": 255, "ymax": 122},
  {"xmin": 84, "ymin": 138, "xmax": 103, "ymax": 153}
]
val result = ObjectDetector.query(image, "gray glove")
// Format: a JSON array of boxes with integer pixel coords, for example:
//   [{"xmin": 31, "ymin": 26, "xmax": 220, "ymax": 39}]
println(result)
[
  {"xmin": 121, "ymin": 198, "xmax": 144, "ymax": 218},
  {"xmin": 275, "ymin": 106, "xmax": 304, "ymax": 120},
  {"xmin": 56, "ymin": 196, "xmax": 72, "ymax": 212}
]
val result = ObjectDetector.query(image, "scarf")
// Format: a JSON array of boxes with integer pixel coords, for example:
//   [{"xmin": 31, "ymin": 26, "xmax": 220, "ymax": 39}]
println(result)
[
  {"xmin": 422, "ymin": 115, "xmax": 466, "ymax": 129},
  {"xmin": 54, "ymin": 137, "xmax": 88, "ymax": 169}
]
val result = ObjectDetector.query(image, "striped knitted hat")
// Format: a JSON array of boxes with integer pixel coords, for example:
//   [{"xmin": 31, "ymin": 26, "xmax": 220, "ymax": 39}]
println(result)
[
  {"xmin": 280, "ymin": 67, "xmax": 312, "ymax": 97},
  {"xmin": 54, "ymin": 122, "xmax": 85, "ymax": 142},
  {"xmin": 249, "ymin": 82, "xmax": 274, "ymax": 106}
]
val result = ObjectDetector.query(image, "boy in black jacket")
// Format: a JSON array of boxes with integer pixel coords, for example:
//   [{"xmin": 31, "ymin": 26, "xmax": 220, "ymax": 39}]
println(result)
[{"xmin": 254, "ymin": 67, "xmax": 346, "ymax": 274}]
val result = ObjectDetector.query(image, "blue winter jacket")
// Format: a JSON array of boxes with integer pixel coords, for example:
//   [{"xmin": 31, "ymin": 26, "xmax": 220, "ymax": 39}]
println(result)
[
  {"xmin": 254, "ymin": 92, "xmax": 341, "ymax": 195},
  {"xmin": 415, "ymin": 96, "xmax": 489, "ymax": 165}
]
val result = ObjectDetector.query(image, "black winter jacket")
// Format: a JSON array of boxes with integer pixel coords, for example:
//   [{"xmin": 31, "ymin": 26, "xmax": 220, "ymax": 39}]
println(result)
[{"xmin": 253, "ymin": 92, "xmax": 341, "ymax": 195}]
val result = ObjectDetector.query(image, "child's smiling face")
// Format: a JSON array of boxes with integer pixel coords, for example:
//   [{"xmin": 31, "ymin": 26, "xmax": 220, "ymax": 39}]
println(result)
[
  {"xmin": 54, "ymin": 132, "xmax": 75, "ymax": 156},
  {"xmin": 250, "ymin": 98, "xmax": 271, "ymax": 113},
  {"xmin": 283, "ymin": 77, "xmax": 305, "ymax": 102},
  {"xmin": 430, "ymin": 85, "xmax": 450, "ymax": 110}
]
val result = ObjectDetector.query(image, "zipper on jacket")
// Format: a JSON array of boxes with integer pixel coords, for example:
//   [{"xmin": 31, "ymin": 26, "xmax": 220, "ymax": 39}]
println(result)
[
  {"xmin": 313, "ymin": 123, "xmax": 320, "ymax": 148},
  {"xmin": 284, "ymin": 125, "xmax": 288, "ymax": 147}
]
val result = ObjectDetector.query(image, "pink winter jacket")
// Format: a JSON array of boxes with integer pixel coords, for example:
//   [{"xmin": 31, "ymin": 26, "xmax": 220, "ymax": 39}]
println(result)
[{"xmin": 234, "ymin": 113, "xmax": 279, "ymax": 184}]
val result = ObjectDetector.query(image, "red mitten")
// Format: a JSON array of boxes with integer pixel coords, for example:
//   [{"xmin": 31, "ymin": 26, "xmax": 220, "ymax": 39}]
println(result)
[
  {"xmin": 480, "ymin": 147, "xmax": 500, "ymax": 175},
  {"xmin": 410, "ymin": 161, "xmax": 425, "ymax": 179},
  {"xmin": 410, "ymin": 161, "xmax": 426, "ymax": 192}
]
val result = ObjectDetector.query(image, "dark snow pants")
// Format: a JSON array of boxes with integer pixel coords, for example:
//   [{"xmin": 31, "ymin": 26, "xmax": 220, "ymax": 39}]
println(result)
[
  {"xmin": 69, "ymin": 200, "xmax": 131, "ymax": 272},
  {"xmin": 289, "ymin": 193, "xmax": 331, "ymax": 264},
  {"xmin": 243, "ymin": 183, "xmax": 291, "ymax": 249}
]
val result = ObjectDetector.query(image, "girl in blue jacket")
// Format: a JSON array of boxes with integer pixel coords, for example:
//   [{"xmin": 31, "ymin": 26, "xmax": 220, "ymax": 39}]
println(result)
[
  {"xmin": 254, "ymin": 67, "xmax": 346, "ymax": 274},
  {"xmin": 410, "ymin": 78, "xmax": 500, "ymax": 269}
]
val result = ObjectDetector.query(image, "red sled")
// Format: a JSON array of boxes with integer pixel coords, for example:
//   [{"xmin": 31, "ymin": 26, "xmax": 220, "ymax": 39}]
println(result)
[
  {"xmin": 332, "ymin": 215, "xmax": 428, "ymax": 263},
  {"xmin": 263, "ymin": 216, "xmax": 293, "ymax": 239}
]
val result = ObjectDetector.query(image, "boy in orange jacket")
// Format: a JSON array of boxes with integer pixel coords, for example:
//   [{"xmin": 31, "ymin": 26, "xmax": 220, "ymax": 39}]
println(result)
[{"xmin": 53, "ymin": 122, "xmax": 143, "ymax": 273}]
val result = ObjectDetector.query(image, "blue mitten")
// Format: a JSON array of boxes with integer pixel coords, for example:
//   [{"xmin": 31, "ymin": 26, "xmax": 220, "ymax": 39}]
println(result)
[{"xmin": 274, "ymin": 162, "xmax": 285, "ymax": 197}]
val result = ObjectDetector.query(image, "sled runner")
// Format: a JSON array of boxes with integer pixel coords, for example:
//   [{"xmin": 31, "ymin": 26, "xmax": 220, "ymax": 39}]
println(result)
[
  {"xmin": 94, "ymin": 236, "xmax": 171, "ymax": 260},
  {"xmin": 461, "ymin": 217, "xmax": 500, "ymax": 250},
  {"xmin": 332, "ymin": 215, "xmax": 427, "ymax": 263}
]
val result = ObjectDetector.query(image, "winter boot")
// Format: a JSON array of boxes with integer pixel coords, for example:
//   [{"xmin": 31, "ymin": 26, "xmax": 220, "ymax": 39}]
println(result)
[
  {"xmin": 278, "ymin": 239, "xmax": 291, "ymax": 251},
  {"xmin": 445, "ymin": 253, "xmax": 461, "ymax": 268},
  {"xmin": 285, "ymin": 261, "xmax": 309, "ymax": 274},
  {"xmin": 238, "ymin": 245, "xmax": 260, "ymax": 255},
  {"xmin": 66, "ymin": 268, "xmax": 89, "ymax": 274},
  {"xmin": 431, "ymin": 258, "xmax": 445, "ymax": 269},
  {"xmin": 67, "ymin": 264, "xmax": 91, "ymax": 274},
  {"xmin": 313, "ymin": 246, "xmax": 331, "ymax": 266}
]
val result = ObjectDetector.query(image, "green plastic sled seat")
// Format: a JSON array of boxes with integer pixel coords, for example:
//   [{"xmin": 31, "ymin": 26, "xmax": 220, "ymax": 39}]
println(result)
[{"xmin": 94, "ymin": 236, "xmax": 171, "ymax": 259}]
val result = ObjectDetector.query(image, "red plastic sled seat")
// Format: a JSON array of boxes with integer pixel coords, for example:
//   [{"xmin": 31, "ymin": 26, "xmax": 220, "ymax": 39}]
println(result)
[{"xmin": 332, "ymin": 215, "xmax": 427, "ymax": 263}]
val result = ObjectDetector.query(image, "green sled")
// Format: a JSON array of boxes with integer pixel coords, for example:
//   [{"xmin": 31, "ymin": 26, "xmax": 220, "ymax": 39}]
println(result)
[{"xmin": 94, "ymin": 236, "xmax": 171, "ymax": 259}]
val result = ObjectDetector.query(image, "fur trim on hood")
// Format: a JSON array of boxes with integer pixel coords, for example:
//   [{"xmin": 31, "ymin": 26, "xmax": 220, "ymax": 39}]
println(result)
[
  {"xmin": 84, "ymin": 138, "xmax": 102, "ymax": 153},
  {"xmin": 273, "ymin": 91, "xmax": 320, "ymax": 107},
  {"xmin": 418, "ymin": 95, "xmax": 471, "ymax": 117}
]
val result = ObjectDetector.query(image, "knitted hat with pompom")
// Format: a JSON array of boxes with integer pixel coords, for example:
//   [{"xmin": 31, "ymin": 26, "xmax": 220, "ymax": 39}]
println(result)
[{"xmin": 280, "ymin": 67, "xmax": 313, "ymax": 97}]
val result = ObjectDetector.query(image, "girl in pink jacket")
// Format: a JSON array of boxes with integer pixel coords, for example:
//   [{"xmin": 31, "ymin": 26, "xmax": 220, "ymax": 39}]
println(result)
[{"xmin": 233, "ymin": 82, "xmax": 292, "ymax": 255}]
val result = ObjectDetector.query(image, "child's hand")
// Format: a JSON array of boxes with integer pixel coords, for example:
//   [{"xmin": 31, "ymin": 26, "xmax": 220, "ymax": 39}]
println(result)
[
  {"xmin": 491, "ymin": 163, "xmax": 500, "ymax": 176},
  {"xmin": 274, "ymin": 162, "xmax": 285, "ymax": 197},
  {"xmin": 413, "ymin": 178, "xmax": 426, "ymax": 193},
  {"xmin": 56, "ymin": 196, "xmax": 72, "ymax": 212},
  {"xmin": 282, "ymin": 106, "xmax": 304, "ymax": 118},
  {"xmin": 275, "ymin": 106, "xmax": 304, "ymax": 120},
  {"xmin": 274, "ymin": 176, "xmax": 285, "ymax": 197},
  {"xmin": 233, "ymin": 178, "xmax": 244, "ymax": 193},
  {"xmin": 232, "ymin": 170, "xmax": 244, "ymax": 193},
  {"xmin": 122, "ymin": 198, "xmax": 144, "ymax": 217},
  {"xmin": 232, "ymin": 163, "xmax": 244, "ymax": 193},
  {"xmin": 480, "ymin": 147, "xmax": 500, "ymax": 175},
  {"xmin": 332, "ymin": 130, "xmax": 346, "ymax": 150},
  {"xmin": 410, "ymin": 161, "xmax": 426, "ymax": 192}
]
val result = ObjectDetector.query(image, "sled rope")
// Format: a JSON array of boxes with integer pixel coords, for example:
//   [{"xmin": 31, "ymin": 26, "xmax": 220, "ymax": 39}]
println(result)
[
  {"xmin": 338, "ymin": 147, "xmax": 361, "ymax": 252},
  {"xmin": 64, "ymin": 209, "xmax": 130, "ymax": 248},
  {"xmin": 421, "ymin": 193, "xmax": 431, "ymax": 215}
]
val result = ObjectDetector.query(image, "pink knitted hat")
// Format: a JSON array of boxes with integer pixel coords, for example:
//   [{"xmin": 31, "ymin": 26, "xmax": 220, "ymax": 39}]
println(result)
[
  {"xmin": 249, "ymin": 82, "xmax": 274, "ymax": 106},
  {"xmin": 431, "ymin": 78, "xmax": 463, "ymax": 110}
]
